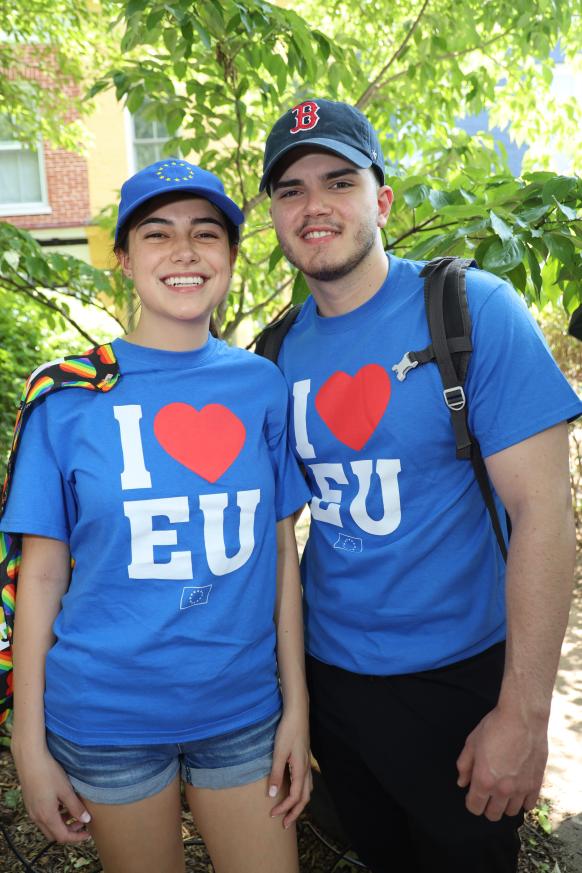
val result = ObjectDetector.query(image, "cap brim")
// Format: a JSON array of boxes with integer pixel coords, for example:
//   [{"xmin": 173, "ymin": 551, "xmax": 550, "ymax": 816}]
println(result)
[
  {"xmin": 115, "ymin": 186, "xmax": 244, "ymax": 244},
  {"xmin": 260, "ymin": 138, "xmax": 373, "ymax": 192}
]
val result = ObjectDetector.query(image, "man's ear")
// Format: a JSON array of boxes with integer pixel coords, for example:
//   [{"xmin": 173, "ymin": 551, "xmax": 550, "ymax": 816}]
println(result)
[
  {"xmin": 229, "ymin": 244, "xmax": 239, "ymax": 271},
  {"xmin": 377, "ymin": 185, "xmax": 394, "ymax": 229},
  {"xmin": 115, "ymin": 247, "xmax": 133, "ymax": 279}
]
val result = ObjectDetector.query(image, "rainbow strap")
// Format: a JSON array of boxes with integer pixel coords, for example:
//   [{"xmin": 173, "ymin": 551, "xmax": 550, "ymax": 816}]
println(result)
[{"xmin": 0, "ymin": 343, "xmax": 120, "ymax": 725}]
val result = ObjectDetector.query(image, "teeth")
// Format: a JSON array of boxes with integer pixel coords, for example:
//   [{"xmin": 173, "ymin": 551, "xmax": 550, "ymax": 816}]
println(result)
[
  {"xmin": 164, "ymin": 276, "xmax": 204, "ymax": 287},
  {"xmin": 304, "ymin": 230, "xmax": 334, "ymax": 240}
]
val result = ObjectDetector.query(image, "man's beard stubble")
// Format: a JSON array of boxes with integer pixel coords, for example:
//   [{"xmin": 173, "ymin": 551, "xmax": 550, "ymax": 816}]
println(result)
[{"xmin": 278, "ymin": 217, "xmax": 378, "ymax": 283}]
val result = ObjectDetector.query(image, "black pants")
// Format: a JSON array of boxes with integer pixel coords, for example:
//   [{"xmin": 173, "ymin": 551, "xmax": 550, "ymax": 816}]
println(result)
[{"xmin": 306, "ymin": 644, "xmax": 522, "ymax": 873}]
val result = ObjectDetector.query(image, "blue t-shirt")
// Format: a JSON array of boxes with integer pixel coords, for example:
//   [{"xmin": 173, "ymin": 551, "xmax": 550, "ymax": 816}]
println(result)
[
  {"xmin": 278, "ymin": 255, "xmax": 581, "ymax": 675},
  {"xmin": 1, "ymin": 336, "xmax": 310, "ymax": 745}
]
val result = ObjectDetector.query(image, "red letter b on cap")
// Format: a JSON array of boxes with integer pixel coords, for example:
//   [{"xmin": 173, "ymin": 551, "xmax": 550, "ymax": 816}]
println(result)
[{"xmin": 290, "ymin": 101, "xmax": 320, "ymax": 134}]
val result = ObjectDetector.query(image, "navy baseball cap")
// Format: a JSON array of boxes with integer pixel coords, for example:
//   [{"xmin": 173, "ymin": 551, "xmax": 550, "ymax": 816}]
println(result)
[
  {"xmin": 260, "ymin": 99, "xmax": 385, "ymax": 193},
  {"xmin": 115, "ymin": 159, "xmax": 245, "ymax": 244}
]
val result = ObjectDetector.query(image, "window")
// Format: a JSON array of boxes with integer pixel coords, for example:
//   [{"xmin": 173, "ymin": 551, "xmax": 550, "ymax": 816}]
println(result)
[
  {"xmin": 131, "ymin": 104, "xmax": 174, "ymax": 171},
  {"xmin": 0, "ymin": 116, "xmax": 49, "ymax": 216}
]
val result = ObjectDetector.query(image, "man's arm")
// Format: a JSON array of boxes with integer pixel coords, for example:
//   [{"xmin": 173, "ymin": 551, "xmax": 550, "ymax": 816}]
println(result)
[{"xmin": 456, "ymin": 421, "xmax": 576, "ymax": 821}]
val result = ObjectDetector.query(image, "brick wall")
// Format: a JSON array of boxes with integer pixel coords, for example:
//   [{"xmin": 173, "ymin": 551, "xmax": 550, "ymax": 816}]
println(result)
[
  {"xmin": 3, "ymin": 48, "xmax": 91, "ymax": 231},
  {"xmin": 5, "ymin": 145, "xmax": 91, "ymax": 230}
]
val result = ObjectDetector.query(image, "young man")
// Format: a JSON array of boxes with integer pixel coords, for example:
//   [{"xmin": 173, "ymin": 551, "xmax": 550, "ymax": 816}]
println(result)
[{"xmin": 260, "ymin": 99, "xmax": 581, "ymax": 873}]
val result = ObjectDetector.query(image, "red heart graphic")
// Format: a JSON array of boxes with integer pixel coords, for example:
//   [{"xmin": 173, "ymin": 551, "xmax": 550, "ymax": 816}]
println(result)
[
  {"xmin": 154, "ymin": 402, "xmax": 246, "ymax": 483},
  {"xmin": 315, "ymin": 364, "xmax": 391, "ymax": 450}
]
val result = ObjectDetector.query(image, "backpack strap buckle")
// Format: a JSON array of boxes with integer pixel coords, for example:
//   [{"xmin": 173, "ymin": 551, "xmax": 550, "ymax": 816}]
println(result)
[
  {"xmin": 392, "ymin": 352, "xmax": 419, "ymax": 382},
  {"xmin": 443, "ymin": 386, "xmax": 466, "ymax": 411}
]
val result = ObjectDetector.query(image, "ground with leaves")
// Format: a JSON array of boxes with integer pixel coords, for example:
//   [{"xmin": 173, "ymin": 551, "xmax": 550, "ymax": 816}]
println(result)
[{"xmin": 0, "ymin": 748, "xmax": 572, "ymax": 873}]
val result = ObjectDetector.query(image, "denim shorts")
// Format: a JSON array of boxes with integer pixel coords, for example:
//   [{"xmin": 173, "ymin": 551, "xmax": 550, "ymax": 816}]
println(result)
[{"xmin": 46, "ymin": 709, "xmax": 280, "ymax": 805}]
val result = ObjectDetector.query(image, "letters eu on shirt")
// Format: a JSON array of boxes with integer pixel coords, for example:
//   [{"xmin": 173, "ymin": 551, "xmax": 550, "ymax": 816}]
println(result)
[
  {"xmin": 277, "ymin": 254, "xmax": 582, "ymax": 676},
  {"xmin": 0, "ymin": 337, "xmax": 309, "ymax": 744}
]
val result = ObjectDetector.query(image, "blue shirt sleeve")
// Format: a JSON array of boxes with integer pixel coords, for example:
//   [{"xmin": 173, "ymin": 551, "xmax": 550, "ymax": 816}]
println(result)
[
  {"xmin": 0, "ymin": 399, "xmax": 76, "ymax": 543},
  {"xmin": 264, "ymin": 369, "xmax": 311, "ymax": 521},
  {"xmin": 466, "ymin": 277, "xmax": 582, "ymax": 458}
]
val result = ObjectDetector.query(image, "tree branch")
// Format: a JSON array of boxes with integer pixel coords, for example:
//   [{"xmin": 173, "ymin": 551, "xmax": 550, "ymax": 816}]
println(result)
[
  {"xmin": 2, "ymin": 280, "xmax": 98, "ymax": 346},
  {"xmin": 241, "ymin": 220, "xmax": 272, "ymax": 242},
  {"xmin": 359, "ymin": 21, "xmax": 518, "ymax": 109},
  {"xmin": 51, "ymin": 285, "xmax": 127, "ymax": 332},
  {"xmin": 243, "ymin": 190, "xmax": 267, "ymax": 217},
  {"xmin": 356, "ymin": 0, "xmax": 431, "ymax": 109}
]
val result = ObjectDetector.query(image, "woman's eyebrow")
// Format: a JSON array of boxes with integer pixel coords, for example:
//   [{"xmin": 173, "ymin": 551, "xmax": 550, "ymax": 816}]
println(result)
[{"xmin": 135, "ymin": 216, "xmax": 226, "ymax": 231}]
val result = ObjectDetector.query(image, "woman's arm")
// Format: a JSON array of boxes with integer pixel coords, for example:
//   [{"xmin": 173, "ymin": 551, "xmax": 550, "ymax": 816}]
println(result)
[
  {"xmin": 269, "ymin": 516, "xmax": 312, "ymax": 828},
  {"xmin": 11, "ymin": 534, "xmax": 92, "ymax": 843}
]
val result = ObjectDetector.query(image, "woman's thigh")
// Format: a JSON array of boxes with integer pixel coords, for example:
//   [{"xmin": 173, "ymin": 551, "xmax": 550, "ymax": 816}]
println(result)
[
  {"xmin": 82, "ymin": 777, "xmax": 184, "ymax": 873},
  {"xmin": 185, "ymin": 776, "xmax": 299, "ymax": 873}
]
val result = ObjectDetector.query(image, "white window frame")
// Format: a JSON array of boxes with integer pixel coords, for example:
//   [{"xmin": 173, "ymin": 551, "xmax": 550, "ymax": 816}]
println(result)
[
  {"xmin": 126, "ymin": 106, "xmax": 176, "ymax": 174},
  {"xmin": 0, "ymin": 138, "xmax": 51, "ymax": 216}
]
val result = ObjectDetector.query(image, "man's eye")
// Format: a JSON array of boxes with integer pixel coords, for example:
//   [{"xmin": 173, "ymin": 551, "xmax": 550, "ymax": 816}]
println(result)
[
  {"xmin": 144, "ymin": 231, "xmax": 167, "ymax": 239},
  {"xmin": 279, "ymin": 189, "xmax": 300, "ymax": 199},
  {"xmin": 331, "ymin": 180, "xmax": 352, "ymax": 189}
]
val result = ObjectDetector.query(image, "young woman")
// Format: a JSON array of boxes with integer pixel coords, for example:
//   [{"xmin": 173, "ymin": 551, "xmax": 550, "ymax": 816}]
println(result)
[{"xmin": 2, "ymin": 159, "xmax": 311, "ymax": 873}]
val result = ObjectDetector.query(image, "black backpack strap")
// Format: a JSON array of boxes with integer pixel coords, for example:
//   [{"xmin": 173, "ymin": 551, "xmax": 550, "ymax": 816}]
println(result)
[
  {"xmin": 392, "ymin": 256, "xmax": 508, "ymax": 561},
  {"xmin": 423, "ymin": 256, "xmax": 475, "ymax": 460},
  {"xmin": 255, "ymin": 305, "xmax": 303, "ymax": 363},
  {"xmin": 568, "ymin": 303, "xmax": 582, "ymax": 341}
]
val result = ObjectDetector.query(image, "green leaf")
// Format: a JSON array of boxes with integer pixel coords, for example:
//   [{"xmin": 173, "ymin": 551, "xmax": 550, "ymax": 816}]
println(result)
[
  {"xmin": 404, "ymin": 233, "xmax": 449, "ymax": 261},
  {"xmin": 428, "ymin": 190, "xmax": 453, "ymax": 210},
  {"xmin": 543, "ymin": 233, "xmax": 576, "ymax": 265},
  {"xmin": 268, "ymin": 244, "xmax": 284, "ymax": 273},
  {"xmin": 173, "ymin": 60, "xmax": 187, "ymax": 78},
  {"xmin": 489, "ymin": 211, "xmax": 513, "ymax": 242},
  {"xmin": 2, "ymin": 250, "xmax": 20, "ymax": 271},
  {"xmin": 403, "ymin": 184, "xmax": 430, "ymax": 208},
  {"xmin": 437, "ymin": 203, "xmax": 486, "ymax": 220},
  {"xmin": 535, "ymin": 803, "xmax": 553, "ymax": 836},
  {"xmin": 552, "ymin": 197, "xmax": 577, "ymax": 221},
  {"xmin": 291, "ymin": 271, "xmax": 310, "ymax": 304},
  {"xmin": 147, "ymin": 8, "xmax": 165, "ymax": 29},
  {"xmin": 3, "ymin": 788, "xmax": 21, "ymax": 809},
  {"xmin": 126, "ymin": 0, "xmax": 148, "ymax": 15},
  {"xmin": 329, "ymin": 61, "xmax": 342, "ymax": 92},
  {"xmin": 86, "ymin": 79, "xmax": 110, "ymax": 99},
  {"xmin": 514, "ymin": 205, "xmax": 551, "ymax": 226},
  {"xmin": 481, "ymin": 238, "xmax": 525, "ymax": 274},
  {"xmin": 542, "ymin": 176, "xmax": 577, "ymax": 206},
  {"xmin": 506, "ymin": 262, "xmax": 527, "ymax": 293},
  {"xmin": 564, "ymin": 282, "xmax": 580, "ymax": 313},
  {"xmin": 525, "ymin": 246, "xmax": 542, "ymax": 297},
  {"xmin": 459, "ymin": 188, "xmax": 477, "ymax": 203},
  {"xmin": 191, "ymin": 19, "xmax": 211, "ymax": 49},
  {"xmin": 126, "ymin": 85, "xmax": 145, "ymax": 115},
  {"xmin": 163, "ymin": 28, "xmax": 179, "ymax": 54},
  {"xmin": 314, "ymin": 31, "xmax": 331, "ymax": 60}
]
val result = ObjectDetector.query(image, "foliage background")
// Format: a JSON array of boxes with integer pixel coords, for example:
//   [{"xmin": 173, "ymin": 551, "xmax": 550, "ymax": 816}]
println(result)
[{"xmin": 0, "ymin": 0, "xmax": 581, "ymax": 462}]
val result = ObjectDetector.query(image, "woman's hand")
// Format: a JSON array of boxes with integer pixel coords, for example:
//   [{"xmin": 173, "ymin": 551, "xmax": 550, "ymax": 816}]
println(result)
[
  {"xmin": 268, "ymin": 709, "xmax": 312, "ymax": 828},
  {"xmin": 12, "ymin": 744, "xmax": 92, "ymax": 844}
]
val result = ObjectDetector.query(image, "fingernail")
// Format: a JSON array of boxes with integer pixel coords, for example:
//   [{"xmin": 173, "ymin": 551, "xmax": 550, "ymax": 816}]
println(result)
[
  {"xmin": 80, "ymin": 811, "xmax": 91, "ymax": 823},
  {"xmin": 269, "ymin": 785, "xmax": 278, "ymax": 797}
]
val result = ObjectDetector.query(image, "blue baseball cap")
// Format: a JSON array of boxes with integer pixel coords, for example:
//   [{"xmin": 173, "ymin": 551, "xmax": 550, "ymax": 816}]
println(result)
[
  {"xmin": 260, "ymin": 99, "xmax": 385, "ymax": 193},
  {"xmin": 115, "ymin": 159, "xmax": 245, "ymax": 244}
]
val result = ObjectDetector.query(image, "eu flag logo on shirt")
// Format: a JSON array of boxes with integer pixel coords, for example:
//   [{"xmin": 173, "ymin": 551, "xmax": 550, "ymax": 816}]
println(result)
[
  {"xmin": 180, "ymin": 586, "xmax": 212, "ymax": 609},
  {"xmin": 333, "ymin": 534, "xmax": 363, "ymax": 553}
]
